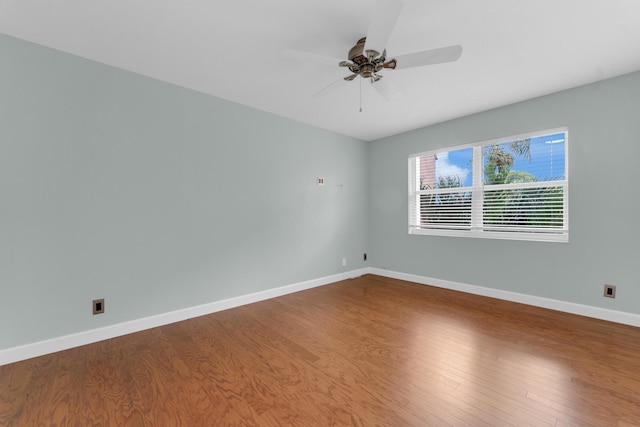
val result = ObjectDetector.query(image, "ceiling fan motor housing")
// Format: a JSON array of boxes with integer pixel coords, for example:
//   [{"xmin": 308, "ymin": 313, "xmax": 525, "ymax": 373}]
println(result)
[
  {"xmin": 344, "ymin": 37, "xmax": 387, "ymax": 80},
  {"xmin": 349, "ymin": 37, "xmax": 379, "ymax": 65}
]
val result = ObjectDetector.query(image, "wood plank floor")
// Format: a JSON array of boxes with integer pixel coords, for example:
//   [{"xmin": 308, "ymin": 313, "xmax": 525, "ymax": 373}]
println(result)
[{"xmin": 2, "ymin": 274, "xmax": 640, "ymax": 426}]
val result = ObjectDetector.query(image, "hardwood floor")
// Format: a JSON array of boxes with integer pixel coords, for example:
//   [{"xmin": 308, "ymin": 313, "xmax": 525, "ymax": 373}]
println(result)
[{"xmin": 2, "ymin": 274, "xmax": 640, "ymax": 426}]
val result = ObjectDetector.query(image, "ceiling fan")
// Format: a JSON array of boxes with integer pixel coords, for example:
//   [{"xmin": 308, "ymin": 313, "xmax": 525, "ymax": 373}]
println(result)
[{"xmin": 295, "ymin": 0, "xmax": 463, "ymax": 99}]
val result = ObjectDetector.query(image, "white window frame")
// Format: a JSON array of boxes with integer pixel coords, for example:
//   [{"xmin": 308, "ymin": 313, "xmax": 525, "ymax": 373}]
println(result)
[{"xmin": 408, "ymin": 128, "xmax": 569, "ymax": 243}]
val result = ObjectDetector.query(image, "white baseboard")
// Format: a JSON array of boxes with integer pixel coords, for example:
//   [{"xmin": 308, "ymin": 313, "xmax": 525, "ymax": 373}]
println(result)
[
  {"xmin": 4, "ymin": 266, "xmax": 639, "ymax": 366},
  {"xmin": 0, "ymin": 268, "xmax": 368, "ymax": 366},
  {"xmin": 368, "ymin": 268, "xmax": 640, "ymax": 328}
]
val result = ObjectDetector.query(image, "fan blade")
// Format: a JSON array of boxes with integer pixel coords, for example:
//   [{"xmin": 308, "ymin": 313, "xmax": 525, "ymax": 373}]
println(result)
[
  {"xmin": 393, "ymin": 45, "xmax": 463, "ymax": 69},
  {"xmin": 282, "ymin": 49, "xmax": 342, "ymax": 67},
  {"xmin": 363, "ymin": 0, "xmax": 403, "ymax": 57},
  {"xmin": 313, "ymin": 76, "xmax": 351, "ymax": 97},
  {"xmin": 372, "ymin": 78, "xmax": 401, "ymax": 101}
]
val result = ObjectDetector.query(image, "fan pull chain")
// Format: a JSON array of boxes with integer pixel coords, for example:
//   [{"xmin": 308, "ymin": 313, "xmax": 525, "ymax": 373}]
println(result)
[{"xmin": 359, "ymin": 77, "xmax": 363, "ymax": 112}]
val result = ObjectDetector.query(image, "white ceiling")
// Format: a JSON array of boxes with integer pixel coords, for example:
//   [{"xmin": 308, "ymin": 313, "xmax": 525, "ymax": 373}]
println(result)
[{"xmin": 2, "ymin": 0, "xmax": 640, "ymax": 141}]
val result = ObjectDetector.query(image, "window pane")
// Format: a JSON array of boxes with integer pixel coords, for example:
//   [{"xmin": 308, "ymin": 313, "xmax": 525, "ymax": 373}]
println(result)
[
  {"xmin": 419, "ymin": 147, "xmax": 472, "ymax": 190},
  {"xmin": 483, "ymin": 132, "xmax": 566, "ymax": 186}
]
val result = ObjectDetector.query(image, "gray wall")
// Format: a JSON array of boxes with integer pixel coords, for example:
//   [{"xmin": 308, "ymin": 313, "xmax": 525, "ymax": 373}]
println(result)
[
  {"xmin": 0, "ymin": 34, "xmax": 369, "ymax": 350},
  {"xmin": 3, "ymin": 30, "xmax": 640, "ymax": 352},
  {"xmin": 369, "ymin": 71, "xmax": 640, "ymax": 314}
]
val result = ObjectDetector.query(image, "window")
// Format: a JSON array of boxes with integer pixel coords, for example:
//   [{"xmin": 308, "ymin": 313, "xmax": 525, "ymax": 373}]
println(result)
[{"xmin": 408, "ymin": 128, "xmax": 568, "ymax": 242}]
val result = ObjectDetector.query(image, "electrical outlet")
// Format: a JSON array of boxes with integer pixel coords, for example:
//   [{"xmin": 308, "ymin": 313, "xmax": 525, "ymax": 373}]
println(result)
[
  {"xmin": 317, "ymin": 177, "xmax": 325, "ymax": 186},
  {"xmin": 342, "ymin": 257, "xmax": 347, "ymax": 267},
  {"xmin": 363, "ymin": 253, "xmax": 367, "ymax": 261},
  {"xmin": 93, "ymin": 298, "xmax": 105, "ymax": 315},
  {"xmin": 603, "ymin": 284, "xmax": 616, "ymax": 299}
]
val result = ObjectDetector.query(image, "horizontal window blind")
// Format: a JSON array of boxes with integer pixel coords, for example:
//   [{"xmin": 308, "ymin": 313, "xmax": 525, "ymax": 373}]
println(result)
[
  {"xmin": 417, "ymin": 189, "xmax": 472, "ymax": 230},
  {"xmin": 483, "ymin": 183, "xmax": 567, "ymax": 233},
  {"xmin": 409, "ymin": 129, "xmax": 568, "ymax": 242}
]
